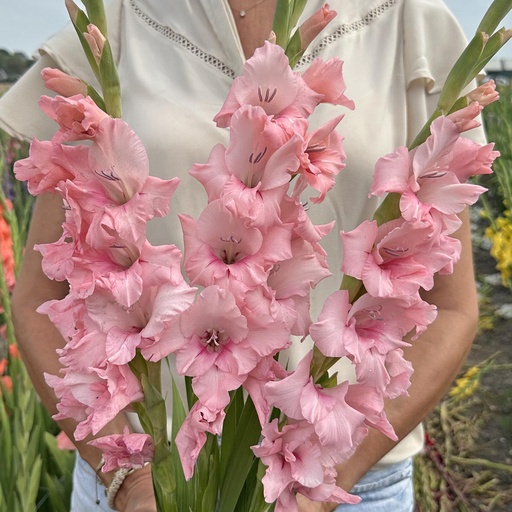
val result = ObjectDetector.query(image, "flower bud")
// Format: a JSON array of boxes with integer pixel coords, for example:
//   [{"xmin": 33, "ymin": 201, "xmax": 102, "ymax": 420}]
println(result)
[
  {"xmin": 1, "ymin": 376, "xmax": 13, "ymax": 393},
  {"xmin": 467, "ymin": 79, "xmax": 499, "ymax": 107},
  {"xmin": 41, "ymin": 68, "xmax": 88, "ymax": 97},
  {"xmin": 447, "ymin": 102, "xmax": 483, "ymax": 132},
  {"xmin": 83, "ymin": 23, "xmax": 106, "ymax": 64},
  {"xmin": 298, "ymin": 4, "xmax": 337, "ymax": 51},
  {"xmin": 8, "ymin": 344, "xmax": 20, "ymax": 359},
  {"xmin": 65, "ymin": 0, "xmax": 81, "ymax": 24}
]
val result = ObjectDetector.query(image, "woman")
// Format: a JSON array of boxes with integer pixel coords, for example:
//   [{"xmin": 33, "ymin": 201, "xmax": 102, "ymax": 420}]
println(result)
[{"xmin": 0, "ymin": 0, "xmax": 482, "ymax": 510}]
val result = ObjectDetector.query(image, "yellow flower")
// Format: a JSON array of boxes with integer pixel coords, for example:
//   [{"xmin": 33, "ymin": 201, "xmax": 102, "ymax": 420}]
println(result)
[
  {"xmin": 449, "ymin": 365, "xmax": 481, "ymax": 399},
  {"xmin": 486, "ymin": 211, "xmax": 512, "ymax": 287}
]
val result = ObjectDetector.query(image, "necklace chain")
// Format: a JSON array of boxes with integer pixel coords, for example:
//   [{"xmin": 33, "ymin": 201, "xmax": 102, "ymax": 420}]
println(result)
[{"xmin": 229, "ymin": 0, "xmax": 269, "ymax": 18}]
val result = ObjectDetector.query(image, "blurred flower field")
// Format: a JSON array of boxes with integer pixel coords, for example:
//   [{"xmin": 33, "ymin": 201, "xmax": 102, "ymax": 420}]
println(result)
[
  {"xmin": 413, "ymin": 82, "xmax": 512, "ymax": 512},
  {"xmin": 0, "ymin": 123, "xmax": 75, "ymax": 510},
  {"xmin": 1, "ymin": 82, "xmax": 512, "ymax": 511}
]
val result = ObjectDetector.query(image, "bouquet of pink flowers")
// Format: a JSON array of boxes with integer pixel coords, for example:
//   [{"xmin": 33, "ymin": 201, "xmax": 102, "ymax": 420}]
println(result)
[{"xmin": 12, "ymin": 0, "xmax": 510, "ymax": 510}]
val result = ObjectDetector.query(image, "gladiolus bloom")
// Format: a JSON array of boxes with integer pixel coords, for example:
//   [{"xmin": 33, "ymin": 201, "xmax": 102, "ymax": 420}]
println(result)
[{"xmin": 41, "ymin": 67, "xmax": 88, "ymax": 97}]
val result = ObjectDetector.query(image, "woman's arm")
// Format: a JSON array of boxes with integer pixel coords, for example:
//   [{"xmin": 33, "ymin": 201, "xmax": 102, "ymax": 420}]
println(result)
[{"xmin": 298, "ymin": 207, "xmax": 479, "ymax": 511}]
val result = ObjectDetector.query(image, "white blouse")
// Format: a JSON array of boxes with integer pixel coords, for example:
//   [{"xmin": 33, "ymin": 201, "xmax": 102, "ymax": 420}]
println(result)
[{"xmin": 0, "ymin": 0, "xmax": 484, "ymax": 465}]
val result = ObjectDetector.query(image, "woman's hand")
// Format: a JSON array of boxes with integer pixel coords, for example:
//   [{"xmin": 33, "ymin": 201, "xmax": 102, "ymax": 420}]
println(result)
[
  {"xmin": 296, "ymin": 494, "xmax": 338, "ymax": 512},
  {"xmin": 114, "ymin": 464, "xmax": 157, "ymax": 512}
]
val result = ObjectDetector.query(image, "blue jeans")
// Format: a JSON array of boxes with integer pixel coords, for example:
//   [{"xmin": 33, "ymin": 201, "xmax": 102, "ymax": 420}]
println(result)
[
  {"xmin": 71, "ymin": 454, "xmax": 110, "ymax": 511},
  {"xmin": 71, "ymin": 453, "xmax": 414, "ymax": 511},
  {"xmin": 335, "ymin": 458, "xmax": 414, "ymax": 511}
]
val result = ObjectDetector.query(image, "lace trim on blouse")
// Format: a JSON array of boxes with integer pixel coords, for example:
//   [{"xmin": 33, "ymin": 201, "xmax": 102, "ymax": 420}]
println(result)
[
  {"xmin": 129, "ymin": 0, "xmax": 238, "ymax": 78},
  {"xmin": 296, "ymin": 0, "xmax": 399, "ymax": 67},
  {"xmin": 129, "ymin": 0, "xmax": 398, "ymax": 78}
]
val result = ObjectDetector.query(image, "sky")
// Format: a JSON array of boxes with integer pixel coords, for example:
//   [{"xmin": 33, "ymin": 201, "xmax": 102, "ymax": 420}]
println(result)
[{"xmin": 1, "ymin": 0, "xmax": 512, "ymax": 60}]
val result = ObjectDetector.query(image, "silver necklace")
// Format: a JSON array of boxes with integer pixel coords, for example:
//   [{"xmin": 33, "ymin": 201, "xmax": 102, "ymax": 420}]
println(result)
[{"xmin": 229, "ymin": 0, "xmax": 269, "ymax": 18}]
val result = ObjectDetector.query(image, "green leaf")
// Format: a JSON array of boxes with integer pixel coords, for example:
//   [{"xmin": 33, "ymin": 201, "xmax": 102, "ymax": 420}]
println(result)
[
  {"xmin": 170, "ymin": 377, "xmax": 187, "ymax": 507},
  {"xmin": 218, "ymin": 396, "xmax": 262, "ymax": 512},
  {"xmin": 200, "ymin": 445, "xmax": 220, "ymax": 512},
  {"xmin": 152, "ymin": 451, "xmax": 176, "ymax": 512},
  {"xmin": 220, "ymin": 387, "xmax": 244, "ymax": 484},
  {"xmin": 437, "ymin": 32, "xmax": 486, "ymax": 112},
  {"xmin": 185, "ymin": 375, "xmax": 196, "ymax": 409},
  {"xmin": 477, "ymin": 0, "xmax": 512, "ymax": 35},
  {"xmin": 43, "ymin": 432, "xmax": 75, "ymax": 478}
]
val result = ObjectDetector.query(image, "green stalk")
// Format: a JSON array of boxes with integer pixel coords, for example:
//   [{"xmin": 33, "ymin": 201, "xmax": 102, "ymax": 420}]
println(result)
[
  {"xmin": 98, "ymin": 40, "xmax": 122, "ymax": 118},
  {"xmin": 130, "ymin": 355, "xmax": 176, "ymax": 512},
  {"xmin": 272, "ymin": 0, "xmax": 308, "ymax": 56},
  {"xmin": 82, "ymin": 0, "xmax": 109, "ymax": 37},
  {"xmin": 477, "ymin": 0, "xmax": 512, "ymax": 35}
]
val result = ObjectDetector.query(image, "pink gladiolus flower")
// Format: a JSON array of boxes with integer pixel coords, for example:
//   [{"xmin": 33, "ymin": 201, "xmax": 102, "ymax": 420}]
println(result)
[
  {"xmin": 191, "ymin": 105, "xmax": 301, "ymax": 225},
  {"xmin": 370, "ymin": 117, "xmax": 496, "ymax": 231},
  {"xmin": 446, "ymin": 101, "xmax": 482, "ymax": 132},
  {"xmin": 267, "ymin": 238, "xmax": 331, "ymax": 335},
  {"xmin": 310, "ymin": 290, "xmax": 436, "ymax": 397},
  {"xmin": 449, "ymin": 136, "xmax": 498, "ymax": 183},
  {"xmin": 79, "ymin": 118, "xmax": 180, "ymax": 221},
  {"xmin": 54, "ymin": 119, "xmax": 179, "ymax": 252},
  {"xmin": 86, "ymin": 279, "xmax": 196, "ymax": 365},
  {"xmin": 243, "ymin": 356, "xmax": 288, "ymax": 425},
  {"xmin": 175, "ymin": 402, "xmax": 225, "ymax": 480},
  {"xmin": 45, "ymin": 363, "xmax": 144, "ymax": 441},
  {"xmin": 214, "ymin": 42, "xmax": 323, "ymax": 128},
  {"xmin": 89, "ymin": 427, "xmax": 154, "ymax": 472},
  {"xmin": 41, "ymin": 67, "xmax": 88, "ymax": 97},
  {"xmin": 341, "ymin": 218, "xmax": 460, "ymax": 297},
  {"xmin": 253, "ymin": 420, "xmax": 325, "ymax": 502},
  {"xmin": 168, "ymin": 286, "xmax": 265, "ymax": 410},
  {"xmin": 265, "ymin": 351, "xmax": 368, "ymax": 452},
  {"xmin": 252, "ymin": 419, "xmax": 360, "ymax": 511},
  {"xmin": 298, "ymin": 4, "xmax": 337, "ymax": 51},
  {"xmin": 355, "ymin": 348, "xmax": 414, "ymax": 399},
  {"xmin": 345, "ymin": 384, "xmax": 396, "ymax": 440},
  {"xmin": 38, "ymin": 94, "xmax": 109, "ymax": 143},
  {"xmin": 180, "ymin": 199, "xmax": 292, "ymax": 288},
  {"xmin": 293, "ymin": 115, "xmax": 346, "ymax": 203},
  {"xmin": 302, "ymin": 57, "xmax": 355, "ymax": 109},
  {"xmin": 13, "ymin": 139, "xmax": 83, "ymax": 195},
  {"xmin": 37, "ymin": 295, "xmax": 94, "ymax": 363},
  {"xmin": 279, "ymin": 194, "xmax": 334, "ymax": 244}
]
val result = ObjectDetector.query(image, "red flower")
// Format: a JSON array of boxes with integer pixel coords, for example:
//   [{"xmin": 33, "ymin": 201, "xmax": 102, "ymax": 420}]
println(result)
[{"xmin": 0, "ymin": 200, "xmax": 15, "ymax": 290}]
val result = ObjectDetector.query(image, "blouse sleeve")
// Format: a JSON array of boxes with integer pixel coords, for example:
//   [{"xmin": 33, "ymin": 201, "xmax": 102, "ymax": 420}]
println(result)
[
  {"xmin": 403, "ymin": 0, "xmax": 487, "ymax": 145},
  {"xmin": 0, "ymin": 0, "xmax": 123, "ymax": 142}
]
